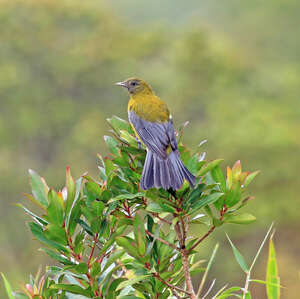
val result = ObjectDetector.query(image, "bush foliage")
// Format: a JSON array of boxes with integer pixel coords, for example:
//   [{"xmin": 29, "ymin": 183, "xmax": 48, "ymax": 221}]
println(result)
[{"xmin": 2, "ymin": 116, "xmax": 277, "ymax": 299}]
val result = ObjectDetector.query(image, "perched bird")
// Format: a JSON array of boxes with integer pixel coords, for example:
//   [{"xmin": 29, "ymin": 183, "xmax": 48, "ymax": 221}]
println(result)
[{"xmin": 115, "ymin": 78, "xmax": 195, "ymax": 191}]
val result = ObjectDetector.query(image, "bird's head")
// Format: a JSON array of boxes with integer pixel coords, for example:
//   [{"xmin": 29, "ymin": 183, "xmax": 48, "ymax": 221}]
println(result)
[{"xmin": 115, "ymin": 78, "xmax": 153, "ymax": 96}]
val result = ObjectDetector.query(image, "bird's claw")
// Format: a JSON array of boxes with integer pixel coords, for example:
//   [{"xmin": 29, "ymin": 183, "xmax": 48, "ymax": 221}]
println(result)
[{"xmin": 136, "ymin": 138, "xmax": 142, "ymax": 149}]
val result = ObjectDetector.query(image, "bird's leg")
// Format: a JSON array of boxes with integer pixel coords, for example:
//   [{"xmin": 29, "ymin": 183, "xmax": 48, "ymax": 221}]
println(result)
[
  {"xmin": 136, "ymin": 137, "xmax": 142, "ymax": 149},
  {"xmin": 167, "ymin": 188, "xmax": 177, "ymax": 199}
]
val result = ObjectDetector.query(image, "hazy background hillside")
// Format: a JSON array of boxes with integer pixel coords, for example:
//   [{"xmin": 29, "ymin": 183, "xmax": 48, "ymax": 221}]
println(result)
[{"xmin": 1, "ymin": 0, "xmax": 299, "ymax": 298}]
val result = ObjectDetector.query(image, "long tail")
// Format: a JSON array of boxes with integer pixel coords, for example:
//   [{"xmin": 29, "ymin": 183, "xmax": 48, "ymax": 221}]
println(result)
[{"xmin": 140, "ymin": 150, "xmax": 196, "ymax": 190}]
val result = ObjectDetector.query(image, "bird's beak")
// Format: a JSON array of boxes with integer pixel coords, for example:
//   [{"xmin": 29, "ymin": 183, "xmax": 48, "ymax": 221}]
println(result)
[{"xmin": 115, "ymin": 81, "xmax": 127, "ymax": 88}]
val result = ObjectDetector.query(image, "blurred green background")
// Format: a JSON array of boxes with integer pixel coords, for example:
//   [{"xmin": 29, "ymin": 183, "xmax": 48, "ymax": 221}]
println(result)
[{"xmin": 1, "ymin": 0, "xmax": 299, "ymax": 297}]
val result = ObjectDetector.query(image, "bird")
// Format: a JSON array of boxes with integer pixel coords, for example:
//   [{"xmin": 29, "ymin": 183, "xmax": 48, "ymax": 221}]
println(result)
[{"xmin": 115, "ymin": 78, "xmax": 195, "ymax": 191}]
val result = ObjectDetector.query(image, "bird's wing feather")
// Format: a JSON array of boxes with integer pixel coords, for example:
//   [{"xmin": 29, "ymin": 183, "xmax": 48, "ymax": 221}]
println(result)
[{"xmin": 128, "ymin": 110, "xmax": 177, "ymax": 159}]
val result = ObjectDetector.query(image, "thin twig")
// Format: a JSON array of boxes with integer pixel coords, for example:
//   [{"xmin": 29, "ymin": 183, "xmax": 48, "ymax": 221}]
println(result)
[
  {"xmin": 145, "ymin": 229, "xmax": 180, "ymax": 250},
  {"xmin": 196, "ymin": 243, "xmax": 219, "ymax": 298},
  {"xmin": 151, "ymin": 212, "xmax": 172, "ymax": 225},
  {"xmin": 189, "ymin": 226, "xmax": 216, "ymax": 253},
  {"xmin": 153, "ymin": 272, "xmax": 191, "ymax": 296},
  {"xmin": 242, "ymin": 271, "xmax": 251, "ymax": 299},
  {"xmin": 88, "ymin": 233, "xmax": 99, "ymax": 268},
  {"xmin": 202, "ymin": 278, "xmax": 216, "ymax": 299}
]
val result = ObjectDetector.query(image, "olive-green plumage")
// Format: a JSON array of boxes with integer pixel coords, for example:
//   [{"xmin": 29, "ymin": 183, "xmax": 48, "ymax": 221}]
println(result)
[{"xmin": 116, "ymin": 78, "xmax": 195, "ymax": 191}]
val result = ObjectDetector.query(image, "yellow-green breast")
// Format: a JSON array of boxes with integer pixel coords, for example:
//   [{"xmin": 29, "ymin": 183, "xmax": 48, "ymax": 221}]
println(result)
[{"xmin": 128, "ymin": 94, "xmax": 170, "ymax": 123}]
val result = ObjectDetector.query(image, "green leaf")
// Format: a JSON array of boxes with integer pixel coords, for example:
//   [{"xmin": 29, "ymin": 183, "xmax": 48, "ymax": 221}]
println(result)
[
  {"xmin": 107, "ymin": 115, "xmax": 133, "ymax": 135},
  {"xmin": 189, "ymin": 192, "xmax": 223, "ymax": 214},
  {"xmin": 65, "ymin": 167, "xmax": 76, "ymax": 215},
  {"xmin": 104, "ymin": 135, "xmax": 119, "ymax": 155},
  {"xmin": 225, "ymin": 181, "xmax": 241, "ymax": 207},
  {"xmin": 44, "ymin": 224, "xmax": 67, "ymax": 245},
  {"xmin": 108, "ymin": 277, "xmax": 127, "ymax": 297},
  {"xmin": 211, "ymin": 166, "xmax": 226, "ymax": 192},
  {"xmin": 266, "ymin": 236, "xmax": 280, "ymax": 299},
  {"xmin": 186, "ymin": 183, "xmax": 206, "ymax": 206},
  {"xmin": 133, "ymin": 215, "xmax": 146, "ymax": 257},
  {"xmin": 224, "ymin": 213, "xmax": 256, "ymax": 225},
  {"xmin": 120, "ymin": 130, "xmax": 139, "ymax": 147},
  {"xmin": 16, "ymin": 203, "xmax": 48, "ymax": 226},
  {"xmin": 197, "ymin": 159, "xmax": 224, "ymax": 176},
  {"xmin": 29, "ymin": 169, "xmax": 48, "ymax": 207},
  {"xmin": 232, "ymin": 160, "xmax": 242, "ymax": 179},
  {"xmin": 146, "ymin": 201, "xmax": 164, "ymax": 213},
  {"xmin": 251, "ymin": 279, "xmax": 282, "ymax": 288},
  {"xmin": 76, "ymin": 219, "xmax": 94, "ymax": 236},
  {"xmin": 28, "ymin": 222, "xmax": 68, "ymax": 253},
  {"xmin": 85, "ymin": 181, "xmax": 102, "ymax": 201},
  {"xmin": 244, "ymin": 170, "xmax": 260, "ymax": 187},
  {"xmin": 66, "ymin": 177, "xmax": 83, "ymax": 235},
  {"xmin": 73, "ymin": 263, "xmax": 89, "ymax": 274},
  {"xmin": 116, "ymin": 275, "xmax": 151, "ymax": 291},
  {"xmin": 226, "ymin": 233, "xmax": 249, "ymax": 273},
  {"xmin": 1, "ymin": 273, "xmax": 14, "ymax": 299},
  {"xmin": 50, "ymin": 284, "xmax": 93, "ymax": 297},
  {"xmin": 47, "ymin": 189, "xmax": 64, "ymax": 226},
  {"xmin": 40, "ymin": 248, "xmax": 74, "ymax": 265},
  {"xmin": 116, "ymin": 236, "xmax": 143, "ymax": 262},
  {"xmin": 109, "ymin": 192, "xmax": 145, "ymax": 203},
  {"xmin": 102, "ymin": 250, "xmax": 125, "ymax": 272},
  {"xmin": 245, "ymin": 292, "xmax": 252, "ymax": 299},
  {"xmin": 90, "ymin": 262, "xmax": 102, "ymax": 278},
  {"xmin": 158, "ymin": 202, "xmax": 176, "ymax": 213}
]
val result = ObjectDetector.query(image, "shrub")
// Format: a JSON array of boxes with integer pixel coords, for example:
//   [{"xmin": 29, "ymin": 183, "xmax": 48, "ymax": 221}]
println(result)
[{"xmin": 2, "ymin": 116, "xmax": 280, "ymax": 299}]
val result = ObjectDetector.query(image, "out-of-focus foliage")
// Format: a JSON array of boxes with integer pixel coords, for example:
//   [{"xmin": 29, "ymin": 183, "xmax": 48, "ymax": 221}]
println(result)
[{"xmin": 0, "ymin": 0, "xmax": 299, "ymax": 298}]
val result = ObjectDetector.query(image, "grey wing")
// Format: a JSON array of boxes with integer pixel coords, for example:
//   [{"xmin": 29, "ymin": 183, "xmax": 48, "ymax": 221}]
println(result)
[{"xmin": 128, "ymin": 111, "xmax": 178, "ymax": 159}]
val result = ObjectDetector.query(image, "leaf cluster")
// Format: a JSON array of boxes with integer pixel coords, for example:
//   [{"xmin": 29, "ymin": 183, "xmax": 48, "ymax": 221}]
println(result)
[{"xmin": 9, "ymin": 116, "xmax": 260, "ymax": 298}]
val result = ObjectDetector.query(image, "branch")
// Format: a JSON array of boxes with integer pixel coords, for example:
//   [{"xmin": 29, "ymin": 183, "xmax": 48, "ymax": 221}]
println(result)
[
  {"xmin": 173, "ymin": 214, "xmax": 197, "ymax": 299},
  {"xmin": 188, "ymin": 226, "xmax": 216, "ymax": 253},
  {"xmin": 153, "ymin": 272, "xmax": 191, "ymax": 296},
  {"xmin": 88, "ymin": 233, "xmax": 99, "ymax": 268},
  {"xmin": 174, "ymin": 221, "xmax": 184, "ymax": 248},
  {"xmin": 180, "ymin": 216, "xmax": 187, "ymax": 243},
  {"xmin": 181, "ymin": 249, "xmax": 197, "ymax": 299},
  {"xmin": 146, "ymin": 230, "xmax": 180, "ymax": 250}
]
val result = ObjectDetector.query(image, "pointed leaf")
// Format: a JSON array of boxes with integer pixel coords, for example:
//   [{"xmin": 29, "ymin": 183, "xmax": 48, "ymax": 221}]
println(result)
[
  {"xmin": 48, "ymin": 189, "xmax": 64, "ymax": 226},
  {"xmin": 266, "ymin": 237, "xmax": 280, "ymax": 299},
  {"xmin": 40, "ymin": 248, "xmax": 74, "ymax": 265},
  {"xmin": 224, "ymin": 213, "xmax": 256, "ymax": 225},
  {"xmin": 28, "ymin": 222, "xmax": 68, "ymax": 253},
  {"xmin": 116, "ymin": 275, "xmax": 151, "ymax": 291},
  {"xmin": 232, "ymin": 160, "xmax": 242, "ymax": 179},
  {"xmin": 133, "ymin": 215, "xmax": 146, "ymax": 257},
  {"xmin": 104, "ymin": 135, "xmax": 119, "ymax": 156},
  {"xmin": 197, "ymin": 159, "xmax": 224, "ymax": 176},
  {"xmin": 65, "ymin": 167, "xmax": 76, "ymax": 215},
  {"xmin": 211, "ymin": 166, "xmax": 226, "ymax": 192},
  {"xmin": 1, "ymin": 273, "xmax": 14, "ymax": 299},
  {"xmin": 50, "ymin": 284, "xmax": 93, "ymax": 297},
  {"xmin": 244, "ymin": 171, "xmax": 260, "ymax": 187},
  {"xmin": 29, "ymin": 169, "xmax": 48, "ymax": 207},
  {"xmin": 189, "ymin": 192, "xmax": 223, "ymax": 214},
  {"xmin": 107, "ymin": 115, "xmax": 133, "ymax": 135},
  {"xmin": 226, "ymin": 166, "xmax": 233, "ymax": 189},
  {"xmin": 226, "ymin": 234, "xmax": 249, "ymax": 272}
]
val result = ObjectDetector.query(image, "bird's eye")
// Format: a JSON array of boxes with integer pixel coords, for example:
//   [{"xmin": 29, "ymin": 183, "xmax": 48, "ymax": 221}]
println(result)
[{"xmin": 131, "ymin": 81, "xmax": 137, "ymax": 86}]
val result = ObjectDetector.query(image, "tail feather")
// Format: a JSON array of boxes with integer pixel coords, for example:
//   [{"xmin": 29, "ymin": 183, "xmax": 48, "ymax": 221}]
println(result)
[
  {"xmin": 140, "ymin": 150, "xmax": 196, "ymax": 190},
  {"xmin": 140, "ymin": 150, "xmax": 154, "ymax": 190}
]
